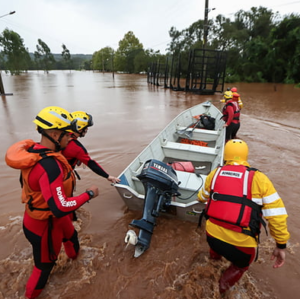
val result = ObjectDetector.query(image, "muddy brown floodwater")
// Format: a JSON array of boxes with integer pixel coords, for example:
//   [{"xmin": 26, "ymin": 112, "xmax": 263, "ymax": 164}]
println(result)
[{"xmin": 0, "ymin": 71, "xmax": 299, "ymax": 299}]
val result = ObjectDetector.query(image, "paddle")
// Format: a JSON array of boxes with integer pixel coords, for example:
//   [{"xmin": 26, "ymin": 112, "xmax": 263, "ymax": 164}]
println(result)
[
  {"xmin": 184, "ymin": 120, "xmax": 202, "ymax": 139},
  {"xmin": 177, "ymin": 122, "xmax": 195, "ymax": 135},
  {"xmin": 177, "ymin": 121, "xmax": 198, "ymax": 134},
  {"xmin": 177, "ymin": 119, "xmax": 201, "ymax": 139}
]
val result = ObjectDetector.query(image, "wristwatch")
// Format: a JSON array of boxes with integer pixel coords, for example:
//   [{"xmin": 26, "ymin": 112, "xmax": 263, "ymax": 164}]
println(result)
[{"xmin": 86, "ymin": 190, "xmax": 94, "ymax": 199}]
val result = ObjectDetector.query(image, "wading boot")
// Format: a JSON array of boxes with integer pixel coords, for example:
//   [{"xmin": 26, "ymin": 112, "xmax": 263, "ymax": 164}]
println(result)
[
  {"xmin": 219, "ymin": 264, "xmax": 247, "ymax": 293},
  {"xmin": 209, "ymin": 248, "xmax": 222, "ymax": 260}
]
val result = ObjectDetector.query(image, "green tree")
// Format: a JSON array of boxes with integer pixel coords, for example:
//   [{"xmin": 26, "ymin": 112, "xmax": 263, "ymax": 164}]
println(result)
[
  {"xmin": 267, "ymin": 14, "xmax": 300, "ymax": 83},
  {"xmin": 210, "ymin": 15, "xmax": 240, "ymax": 51},
  {"xmin": 209, "ymin": 7, "xmax": 278, "ymax": 82},
  {"xmin": 81, "ymin": 59, "xmax": 92, "ymax": 70},
  {"xmin": 33, "ymin": 51, "xmax": 42, "ymax": 71},
  {"xmin": 133, "ymin": 49, "xmax": 150, "ymax": 73},
  {"xmin": 230, "ymin": 7, "xmax": 276, "ymax": 82},
  {"xmin": 35, "ymin": 39, "xmax": 55, "ymax": 73},
  {"xmin": 61, "ymin": 44, "xmax": 72, "ymax": 71},
  {"xmin": 168, "ymin": 21, "xmax": 203, "ymax": 55},
  {"xmin": 115, "ymin": 31, "xmax": 143, "ymax": 73},
  {"xmin": 92, "ymin": 46, "xmax": 114, "ymax": 72},
  {"xmin": 0, "ymin": 29, "xmax": 31, "ymax": 75}
]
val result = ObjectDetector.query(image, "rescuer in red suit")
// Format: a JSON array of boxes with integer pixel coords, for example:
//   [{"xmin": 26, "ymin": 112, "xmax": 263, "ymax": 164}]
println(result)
[
  {"xmin": 222, "ymin": 93, "xmax": 241, "ymax": 142},
  {"xmin": 61, "ymin": 111, "xmax": 120, "ymax": 185},
  {"xmin": 5, "ymin": 106, "xmax": 99, "ymax": 299}
]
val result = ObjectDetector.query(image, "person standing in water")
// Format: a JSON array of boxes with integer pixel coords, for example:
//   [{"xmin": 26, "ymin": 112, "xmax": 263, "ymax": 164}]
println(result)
[
  {"xmin": 61, "ymin": 111, "xmax": 120, "ymax": 184},
  {"xmin": 198, "ymin": 139, "xmax": 290, "ymax": 294},
  {"xmin": 222, "ymin": 93, "xmax": 241, "ymax": 141},
  {"xmin": 5, "ymin": 106, "xmax": 99, "ymax": 299},
  {"xmin": 231, "ymin": 87, "xmax": 243, "ymax": 110}
]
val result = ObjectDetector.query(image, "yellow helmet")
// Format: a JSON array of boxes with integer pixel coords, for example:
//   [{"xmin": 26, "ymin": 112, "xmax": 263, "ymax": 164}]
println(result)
[
  {"xmin": 71, "ymin": 111, "xmax": 93, "ymax": 131},
  {"xmin": 33, "ymin": 106, "xmax": 77, "ymax": 133},
  {"xmin": 224, "ymin": 139, "xmax": 248, "ymax": 162},
  {"xmin": 223, "ymin": 91, "xmax": 233, "ymax": 100}
]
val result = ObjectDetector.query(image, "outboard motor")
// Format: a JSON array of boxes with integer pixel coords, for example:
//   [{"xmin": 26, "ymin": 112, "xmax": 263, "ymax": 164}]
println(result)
[{"xmin": 127, "ymin": 159, "xmax": 180, "ymax": 257}]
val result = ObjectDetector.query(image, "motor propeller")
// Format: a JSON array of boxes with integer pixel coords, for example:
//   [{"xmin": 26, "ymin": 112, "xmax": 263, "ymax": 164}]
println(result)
[{"xmin": 125, "ymin": 159, "xmax": 180, "ymax": 257}]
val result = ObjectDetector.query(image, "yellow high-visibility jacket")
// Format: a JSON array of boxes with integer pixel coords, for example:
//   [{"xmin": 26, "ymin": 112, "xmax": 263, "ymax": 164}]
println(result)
[
  {"xmin": 198, "ymin": 161, "xmax": 290, "ymax": 247},
  {"xmin": 232, "ymin": 92, "xmax": 243, "ymax": 109}
]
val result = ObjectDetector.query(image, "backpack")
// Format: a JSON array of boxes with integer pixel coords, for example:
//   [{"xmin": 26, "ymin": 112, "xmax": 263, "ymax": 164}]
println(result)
[{"xmin": 200, "ymin": 114, "xmax": 215, "ymax": 130}]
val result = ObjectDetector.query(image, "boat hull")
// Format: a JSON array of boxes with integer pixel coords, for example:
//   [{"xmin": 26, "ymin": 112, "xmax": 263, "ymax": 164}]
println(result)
[{"xmin": 115, "ymin": 101, "xmax": 225, "ymax": 223}]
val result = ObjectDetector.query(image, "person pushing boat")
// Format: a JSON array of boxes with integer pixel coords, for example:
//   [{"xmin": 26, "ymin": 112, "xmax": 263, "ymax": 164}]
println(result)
[
  {"xmin": 61, "ymin": 111, "xmax": 120, "ymax": 184},
  {"xmin": 5, "ymin": 106, "xmax": 99, "ymax": 298},
  {"xmin": 198, "ymin": 139, "xmax": 290, "ymax": 294}
]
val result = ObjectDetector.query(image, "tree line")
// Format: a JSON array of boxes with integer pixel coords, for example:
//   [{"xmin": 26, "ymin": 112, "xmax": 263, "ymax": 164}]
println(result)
[
  {"xmin": 167, "ymin": 6, "xmax": 300, "ymax": 84},
  {"xmin": 0, "ymin": 33, "xmax": 92, "ymax": 74},
  {"xmin": 1, "ymin": 6, "xmax": 300, "ymax": 84}
]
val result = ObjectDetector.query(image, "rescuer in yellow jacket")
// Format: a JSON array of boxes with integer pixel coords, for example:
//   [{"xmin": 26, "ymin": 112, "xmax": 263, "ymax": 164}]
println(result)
[
  {"xmin": 198, "ymin": 139, "xmax": 290, "ymax": 294},
  {"xmin": 231, "ymin": 87, "xmax": 243, "ymax": 109}
]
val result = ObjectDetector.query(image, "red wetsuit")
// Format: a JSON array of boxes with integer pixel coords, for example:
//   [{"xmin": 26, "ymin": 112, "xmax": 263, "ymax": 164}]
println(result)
[
  {"xmin": 6, "ymin": 140, "xmax": 91, "ymax": 299},
  {"xmin": 61, "ymin": 138, "xmax": 109, "ymax": 179},
  {"xmin": 222, "ymin": 100, "xmax": 240, "ymax": 141}
]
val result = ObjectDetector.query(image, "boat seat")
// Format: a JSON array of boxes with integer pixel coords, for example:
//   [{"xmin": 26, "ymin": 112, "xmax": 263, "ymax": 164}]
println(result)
[
  {"xmin": 162, "ymin": 141, "xmax": 217, "ymax": 162},
  {"xmin": 162, "ymin": 141, "xmax": 216, "ymax": 154},
  {"xmin": 177, "ymin": 127, "xmax": 219, "ymax": 135},
  {"xmin": 176, "ymin": 127, "xmax": 220, "ymax": 141}
]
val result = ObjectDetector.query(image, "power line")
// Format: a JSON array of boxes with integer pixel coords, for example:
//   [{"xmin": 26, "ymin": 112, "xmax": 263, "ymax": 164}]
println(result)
[{"xmin": 223, "ymin": 1, "xmax": 300, "ymax": 16}]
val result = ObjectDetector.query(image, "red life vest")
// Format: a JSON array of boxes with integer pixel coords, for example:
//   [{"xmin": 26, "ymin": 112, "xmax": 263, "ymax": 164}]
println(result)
[
  {"xmin": 6, "ymin": 140, "xmax": 75, "ymax": 220},
  {"xmin": 205, "ymin": 165, "xmax": 265, "ymax": 239},
  {"xmin": 222, "ymin": 100, "xmax": 240, "ymax": 122}
]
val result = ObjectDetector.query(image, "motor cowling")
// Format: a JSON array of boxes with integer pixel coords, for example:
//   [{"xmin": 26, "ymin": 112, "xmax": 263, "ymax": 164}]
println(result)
[
  {"xmin": 137, "ymin": 159, "xmax": 179, "ymax": 194},
  {"xmin": 129, "ymin": 159, "xmax": 180, "ymax": 257}
]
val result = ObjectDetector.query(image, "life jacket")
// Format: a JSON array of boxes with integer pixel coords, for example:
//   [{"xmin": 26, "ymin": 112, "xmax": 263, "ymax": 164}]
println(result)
[
  {"xmin": 6, "ymin": 139, "xmax": 75, "ymax": 220},
  {"xmin": 204, "ymin": 165, "xmax": 266, "ymax": 241},
  {"xmin": 222, "ymin": 100, "xmax": 240, "ymax": 122},
  {"xmin": 232, "ymin": 92, "xmax": 243, "ymax": 109}
]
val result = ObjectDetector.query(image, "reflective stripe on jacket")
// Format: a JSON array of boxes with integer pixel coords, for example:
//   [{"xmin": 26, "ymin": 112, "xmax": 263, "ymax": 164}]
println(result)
[
  {"xmin": 198, "ymin": 162, "xmax": 290, "ymax": 247},
  {"xmin": 205, "ymin": 165, "xmax": 264, "ymax": 240}
]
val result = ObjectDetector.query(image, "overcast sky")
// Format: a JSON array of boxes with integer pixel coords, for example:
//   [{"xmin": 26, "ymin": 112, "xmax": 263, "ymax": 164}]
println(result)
[{"xmin": 1, "ymin": 0, "xmax": 299, "ymax": 55}]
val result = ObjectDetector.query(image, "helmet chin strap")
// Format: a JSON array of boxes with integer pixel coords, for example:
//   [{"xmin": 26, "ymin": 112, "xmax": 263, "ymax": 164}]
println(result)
[
  {"xmin": 38, "ymin": 127, "xmax": 66, "ymax": 152},
  {"xmin": 79, "ymin": 127, "xmax": 87, "ymax": 137},
  {"xmin": 45, "ymin": 132, "xmax": 62, "ymax": 152}
]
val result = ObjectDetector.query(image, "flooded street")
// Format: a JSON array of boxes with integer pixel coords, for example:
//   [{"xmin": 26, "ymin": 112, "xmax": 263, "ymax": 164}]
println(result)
[{"xmin": 0, "ymin": 71, "xmax": 300, "ymax": 299}]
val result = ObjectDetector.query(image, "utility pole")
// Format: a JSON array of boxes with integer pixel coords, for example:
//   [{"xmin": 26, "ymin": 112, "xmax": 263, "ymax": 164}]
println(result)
[
  {"xmin": 203, "ymin": 1, "xmax": 215, "ymax": 49},
  {"xmin": 201, "ymin": 0, "xmax": 209, "ymax": 91},
  {"xmin": 201, "ymin": 1, "xmax": 215, "ymax": 92},
  {"xmin": 203, "ymin": 0, "xmax": 209, "ymax": 49},
  {"xmin": 0, "ymin": 70, "xmax": 5, "ymax": 95},
  {"xmin": 112, "ymin": 50, "xmax": 114, "ymax": 79},
  {"xmin": 0, "ymin": 11, "xmax": 16, "ymax": 95}
]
